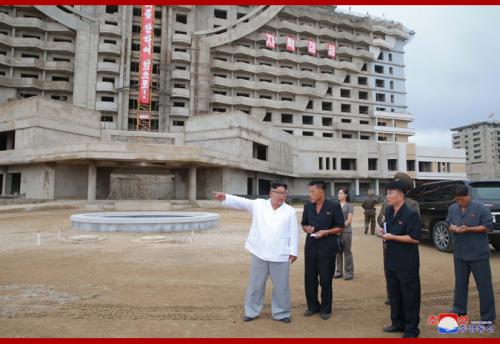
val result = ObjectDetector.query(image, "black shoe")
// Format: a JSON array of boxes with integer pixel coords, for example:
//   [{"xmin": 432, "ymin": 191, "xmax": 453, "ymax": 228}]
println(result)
[
  {"xmin": 304, "ymin": 309, "xmax": 318, "ymax": 317},
  {"xmin": 333, "ymin": 272, "xmax": 343, "ymax": 279},
  {"xmin": 243, "ymin": 315, "xmax": 257, "ymax": 322},
  {"xmin": 277, "ymin": 317, "xmax": 291, "ymax": 323},
  {"xmin": 385, "ymin": 299, "xmax": 391, "ymax": 305},
  {"xmin": 383, "ymin": 325, "xmax": 404, "ymax": 333},
  {"xmin": 448, "ymin": 309, "xmax": 467, "ymax": 316},
  {"xmin": 344, "ymin": 275, "xmax": 353, "ymax": 280},
  {"xmin": 320, "ymin": 313, "xmax": 331, "ymax": 320},
  {"xmin": 402, "ymin": 332, "xmax": 419, "ymax": 338}
]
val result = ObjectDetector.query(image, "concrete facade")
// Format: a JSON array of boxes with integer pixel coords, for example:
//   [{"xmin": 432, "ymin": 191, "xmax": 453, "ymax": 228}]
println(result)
[
  {"xmin": 0, "ymin": 6, "xmax": 467, "ymax": 201},
  {"xmin": 452, "ymin": 121, "xmax": 500, "ymax": 180}
]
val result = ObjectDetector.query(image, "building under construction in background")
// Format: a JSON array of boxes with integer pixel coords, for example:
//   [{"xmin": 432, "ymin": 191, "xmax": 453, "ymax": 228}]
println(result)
[{"xmin": 0, "ymin": 5, "xmax": 466, "ymax": 202}]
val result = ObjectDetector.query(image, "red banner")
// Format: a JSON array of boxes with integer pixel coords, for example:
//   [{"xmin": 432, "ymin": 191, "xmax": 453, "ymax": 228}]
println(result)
[
  {"xmin": 308, "ymin": 39, "xmax": 316, "ymax": 56},
  {"xmin": 265, "ymin": 32, "xmax": 275, "ymax": 49},
  {"xmin": 328, "ymin": 42, "xmax": 336, "ymax": 58},
  {"xmin": 286, "ymin": 35, "xmax": 295, "ymax": 52},
  {"xmin": 138, "ymin": 5, "xmax": 154, "ymax": 105}
]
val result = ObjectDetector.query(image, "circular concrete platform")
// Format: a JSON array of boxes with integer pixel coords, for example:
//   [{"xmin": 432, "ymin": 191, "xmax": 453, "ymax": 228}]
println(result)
[
  {"xmin": 62, "ymin": 235, "xmax": 105, "ymax": 243},
  {"xmin": 70, "ymin": 211, "xmax": 219, "ymax": 233}
]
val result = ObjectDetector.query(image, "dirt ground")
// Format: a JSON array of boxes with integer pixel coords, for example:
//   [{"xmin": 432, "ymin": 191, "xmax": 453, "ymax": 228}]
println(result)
[{"xmin": 0, "ymin": 205, "xmax": 498, "ymax": 338}]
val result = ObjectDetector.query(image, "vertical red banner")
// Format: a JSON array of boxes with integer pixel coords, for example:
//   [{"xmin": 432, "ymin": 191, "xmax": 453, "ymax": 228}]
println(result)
[{"xmin": 139, "ymin": 5, "xmax": 155, "ymax": 106}]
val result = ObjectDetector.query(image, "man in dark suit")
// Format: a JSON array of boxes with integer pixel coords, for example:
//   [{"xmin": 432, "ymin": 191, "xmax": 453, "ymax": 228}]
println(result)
[
  {"xmin": 446, "ymin": 184, "xmax": 495, "ymax": 322},
  {"xmin": 379, "ymin": 179, "xmax": 421, "ymax": 338},
  {"xmin": 301, "ymin": 180, "xmax": 345, "ymax": 320}
]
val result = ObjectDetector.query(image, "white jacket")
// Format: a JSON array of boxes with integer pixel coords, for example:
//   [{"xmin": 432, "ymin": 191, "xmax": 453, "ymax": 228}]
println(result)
[{"xmin": 223, "ymin": 194, "xmax": 299, "ymax": 262}]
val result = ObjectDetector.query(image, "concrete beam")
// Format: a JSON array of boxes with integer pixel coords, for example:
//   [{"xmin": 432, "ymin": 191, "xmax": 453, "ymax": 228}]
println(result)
[
  {"xmin": 87, "ymin": 160, "xmax": 97, "ymax": 202},
  {"xmin": 188, "ymin": 166, "xmax": 196, "ymax": 202},
  {"xmin": 1, "ymin": 168, "xmax": 6, "ymax": 196}
]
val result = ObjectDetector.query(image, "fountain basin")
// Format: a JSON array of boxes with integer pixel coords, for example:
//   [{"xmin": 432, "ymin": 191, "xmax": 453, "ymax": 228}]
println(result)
[{"xmin": 70, "ymin": 211, "xmax": 219, "ymax": 233}]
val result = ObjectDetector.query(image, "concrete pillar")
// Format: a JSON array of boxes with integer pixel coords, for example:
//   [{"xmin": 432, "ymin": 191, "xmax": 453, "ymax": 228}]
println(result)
[
  {"xmin": 188, "ymin": 166, "xmax": 197, "ymax": 201},
  {"xmin": 375, "ymin": 179, "xmax": 380, "ymax": 196},
  {"xmin": 354, "ymin": 178, "xmax": 360, "ymax": 196},
  {"xmin": 1, "ymin": 168, "xmax": 7, "ymax": 196},
  {"xmin": 331, "ymin": 181, "xmax": 336, "ymax": 197},
  {"xmin": 87, "ymin": 161, "xmax": 97, "ymax": 202}
]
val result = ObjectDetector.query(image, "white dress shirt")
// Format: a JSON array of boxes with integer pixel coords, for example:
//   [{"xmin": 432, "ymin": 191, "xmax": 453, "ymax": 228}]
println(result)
[{"xmin": 223, "ymin": 194, "xmax": 299, "ymax": 262}]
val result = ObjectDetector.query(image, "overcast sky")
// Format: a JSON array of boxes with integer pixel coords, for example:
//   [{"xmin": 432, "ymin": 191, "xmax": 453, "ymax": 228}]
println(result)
[{"xmin": 337, "ymin": 6, "xmax": 500, "ymax": 148}]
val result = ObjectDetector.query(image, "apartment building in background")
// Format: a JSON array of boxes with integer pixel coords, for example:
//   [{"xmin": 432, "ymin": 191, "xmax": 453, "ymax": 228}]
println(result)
[{"xmin": 452, "ymin": 120, "xmax": 500, "ymax": 180}]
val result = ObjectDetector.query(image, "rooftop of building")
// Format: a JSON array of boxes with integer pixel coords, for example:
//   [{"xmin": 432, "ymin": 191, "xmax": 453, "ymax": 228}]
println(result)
[{"xmin": 451, "ymin": 120, "xmax": 500, "ymax": 131}]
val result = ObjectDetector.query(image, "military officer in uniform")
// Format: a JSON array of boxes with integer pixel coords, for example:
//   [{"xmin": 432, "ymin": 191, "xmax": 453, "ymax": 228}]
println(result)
[
  {"xmin": 446, "ymin": 184, "xmax": 496, "ymax": 322},
  {"xmin": 362, "ymin": 189, "xmax": 378, "ymax": 235},
  {"xmin": 379, "ymin": 179, "xmax": 421, "ymax": 338},
  {"xmin": 301, "ymin": 180, "xmax": 345, "ymax": 320}
]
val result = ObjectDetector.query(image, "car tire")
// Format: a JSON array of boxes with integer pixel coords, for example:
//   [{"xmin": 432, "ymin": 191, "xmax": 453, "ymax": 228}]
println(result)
[{"xmin": 432, "ymin": 221, "xmax": 453, "ymax": 253}]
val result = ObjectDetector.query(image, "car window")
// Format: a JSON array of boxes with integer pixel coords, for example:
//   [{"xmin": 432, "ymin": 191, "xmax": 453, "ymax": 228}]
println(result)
[
  {"xmin": 407, "ymin": 187, "xmax": 426, "ymax": 203},
  {"xmin": 433, "ymin": 184, "xmax": 455, "ymax": 202},
  {"xmin": 470, "ymin": 182, "xmax": 500, "ymax": 200},
  {"xmin": 418, "ymin": 184, "xmax": 456, "ymax": 203}
]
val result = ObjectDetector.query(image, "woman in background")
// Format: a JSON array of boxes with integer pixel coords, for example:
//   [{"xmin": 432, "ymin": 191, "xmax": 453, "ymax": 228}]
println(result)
[{"xmin": 334, "ymin": 187, "xmax": 354, "ymax": 280}]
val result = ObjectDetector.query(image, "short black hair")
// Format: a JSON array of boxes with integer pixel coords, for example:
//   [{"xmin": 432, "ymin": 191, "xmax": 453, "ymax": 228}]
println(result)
[
  {"xmin": 271, "ymin": 181, "xmax": 288, "ymax": 190},
  {"xmin": 309, "ymin": 180, "xmax": 326, "ymax": 191},
  {"xmin": 453, "ymin": 184, "xmax": 469, "ymax": 197}
]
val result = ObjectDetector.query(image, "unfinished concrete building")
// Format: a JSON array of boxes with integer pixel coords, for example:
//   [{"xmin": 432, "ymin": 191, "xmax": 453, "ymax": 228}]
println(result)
[
  {"xmin": 0, "ymin": 5, "xmax": 466, "ymax": 201},
  {"xmin": 452, "ymin": 120, "xmax": 500, "ymax": 180}
]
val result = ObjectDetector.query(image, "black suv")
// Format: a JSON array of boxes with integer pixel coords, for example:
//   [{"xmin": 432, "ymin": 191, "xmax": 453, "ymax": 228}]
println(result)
[{"xmin": 406, "ymin": 180, "xmax": 500, "ymax": 252}]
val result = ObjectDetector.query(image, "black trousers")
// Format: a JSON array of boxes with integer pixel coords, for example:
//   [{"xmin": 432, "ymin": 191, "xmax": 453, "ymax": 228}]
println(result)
[
  {"xmin": 386, "ymin": 268, "xmax": 421, "ymax": 336},
  {"xmin": 383, "ymin": 245, "xmax": 389, "ymax": 300},
  {"xmin": 304, "ymin": 253, "xmax": 336, "ymax": 314},
  {"xmin": 453, "ymin": 258, "xmax": 496, "ymax": 321}
]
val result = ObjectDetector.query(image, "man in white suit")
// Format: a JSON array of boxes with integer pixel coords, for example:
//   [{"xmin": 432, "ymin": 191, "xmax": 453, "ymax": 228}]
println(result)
[{"xmin": 213, "ymin": 181, "xmax": 299, "ymax": 323}]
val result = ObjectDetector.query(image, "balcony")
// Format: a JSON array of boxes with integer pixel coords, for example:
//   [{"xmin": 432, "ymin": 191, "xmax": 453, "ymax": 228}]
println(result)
[
  {"xmin": 96, "ymin": 101, "xmax": 118, "ymax": 112},
  {"xmin": 0, "ymin": 76, "xmax": 72, "ymax": 91},
  {"xmin": 98, "ymin": 43, "xmax": 121, "ymax": 55},
  {"xmin": 0, "ymin": 55, "xmax": 73, "ymax": 72},
  {"xmin": 97, "ymin": 61, "xmax": 120, "ymax": 74},
  {"xmin": 100, "ymin": 23, "xmax": 121, "ymax": 36},
  {"xmin": 374, "ymin": 110, "xmax": 415, "ymax": 122},
  {"xmin": 172, "ymin": 32, "xmax": 191, "ymax": 45},
  {"xmin": 171, "ymin": 69, "xmax": 190, "ymax": 80},
  {"xmin": 171, "ymin": 87, "xmax": 190, "ymax": 98},
  {"xmin": 373, "ymin": 125, "xmax": 415, "ymax": 136},
  {"xmin": 372, "ymin": 38, "xmax": 396, "ymax": 50},
  {"xmin": 0, "ymin": 13, "xmax": 69, "ymax": 32},
  {"xmin": 170, "ymin": 107, "xmax": 189, "ymax": 117},
  {"xmin": 172, "ymin": 51, "xmax": 191, "ymax": 62},
  {"xmin": 96, "ymin": 81, "xmax": 116, "ymax": 92},
  {"xmin": 0, "ymin": 33, "xmax": 75, "ymax": 53}
]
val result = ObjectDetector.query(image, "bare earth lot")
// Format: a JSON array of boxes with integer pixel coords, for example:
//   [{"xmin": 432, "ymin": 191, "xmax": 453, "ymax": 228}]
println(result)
[{"xmin": 0, "ymin": 205, "xmax": 498, "ymax": 337}]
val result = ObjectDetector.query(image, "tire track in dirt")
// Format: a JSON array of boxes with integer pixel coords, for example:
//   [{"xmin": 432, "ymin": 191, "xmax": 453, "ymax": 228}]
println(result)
[{"xmin": 4, "ymin": 282, "xmax": 496, "ymax": 321}]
